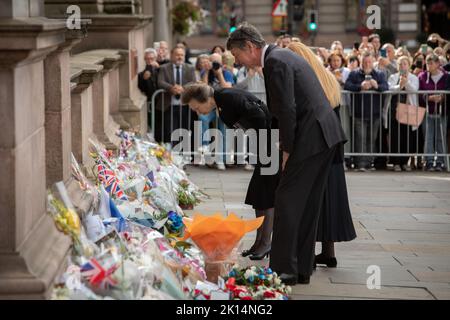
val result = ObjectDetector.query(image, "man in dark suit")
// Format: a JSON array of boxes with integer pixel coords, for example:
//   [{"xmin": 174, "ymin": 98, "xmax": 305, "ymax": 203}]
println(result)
[
  {"xmin": 227, "ymin": 22, "xmax": 346, "ymax": 285},
  {"xmin": 156, "ymin": 45, "xmax": 196, "ymax": 144}
]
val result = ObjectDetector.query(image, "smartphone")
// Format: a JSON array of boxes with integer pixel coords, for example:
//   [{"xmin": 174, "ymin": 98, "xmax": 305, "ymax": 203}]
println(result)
[
  {"xmin": 421, "ymin": 44, "xmax": 428, "ymax": 54},
  {"xmin": 212, "ymin": 61, "xmax": 221, "ymax": 71},
  {"xmin": 380, "ymin": 48, "xmax": 387, "ymax": 58},
  {"xmin": 354, "ymin": 42, "xmax": 360, "ymax": 50},
  {"xmin": 399, "ymin": 69, "xmax": 407, "ymax": 76}
]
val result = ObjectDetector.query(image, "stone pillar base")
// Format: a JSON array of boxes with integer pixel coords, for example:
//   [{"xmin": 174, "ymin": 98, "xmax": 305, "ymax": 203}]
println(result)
[
  {"xmin": 0, "ymin": 214, "xmax": 71, "ymax": 299},
  {"xmin": 119, "ymin": 96, "xmax": 148, "ymax": 136}
]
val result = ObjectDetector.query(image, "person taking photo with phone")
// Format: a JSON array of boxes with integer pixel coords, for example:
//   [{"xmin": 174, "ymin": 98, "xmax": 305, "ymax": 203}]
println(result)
[
  {"xmin": 376, "ymin": 43, "xmax": 398, "ymax": 80},
  {"xmin": 344, "ymin": 52, "xmax": 389, "ymax": 171}
]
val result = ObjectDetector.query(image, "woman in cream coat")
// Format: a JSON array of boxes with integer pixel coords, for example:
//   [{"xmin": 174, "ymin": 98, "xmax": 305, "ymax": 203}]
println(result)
[{"xmin": 387, "ymin": 56, "xmax": 420, "ymax": 172}]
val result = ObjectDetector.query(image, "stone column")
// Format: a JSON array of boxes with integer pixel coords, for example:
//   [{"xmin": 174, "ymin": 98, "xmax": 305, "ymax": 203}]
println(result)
[
  {"xmin": 153, "ymin": 0, "xmax": 171, "ymax": 44},
  {"xmin": 0, "ymin": 13, "xmax": 72, "ymax": 298},
  {"xmin": 44, "ymin": 29, "xmax": 86, "ymax": 187},
  {"xmin": 45, "ymin": 1, "xmax": 153, "ymax": 135},
  {"xmin": 70, "ymin": 63, "xmax": 102, "ymax": 167}
]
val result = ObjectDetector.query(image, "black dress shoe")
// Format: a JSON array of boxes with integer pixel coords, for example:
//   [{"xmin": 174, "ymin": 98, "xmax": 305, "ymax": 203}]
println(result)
[
  {"xmin": 248, "ymin": 248, "xmax": 270, "ymax": 261},
  {"xmin": 296, "ymin": 274, "xmax": 310, "ymax": 284},
  {"xmin": 279, "ymin": 273, "xmax": 297, "ymax": 286},
  {"xmin": 315, "ymin": 254, "xmax": 337, "ymax": 268}
]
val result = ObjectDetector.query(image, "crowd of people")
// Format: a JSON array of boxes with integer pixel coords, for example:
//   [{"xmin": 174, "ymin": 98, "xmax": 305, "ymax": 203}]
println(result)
[{"xmin": 138, "ymin": 32, "xmax": 450, "ymax": 172}]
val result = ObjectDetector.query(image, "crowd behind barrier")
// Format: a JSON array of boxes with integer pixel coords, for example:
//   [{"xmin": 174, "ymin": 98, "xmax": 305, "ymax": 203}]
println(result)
[{"xmin": 139, "ymin": 33, "xmax": 450, "ymax": 172}]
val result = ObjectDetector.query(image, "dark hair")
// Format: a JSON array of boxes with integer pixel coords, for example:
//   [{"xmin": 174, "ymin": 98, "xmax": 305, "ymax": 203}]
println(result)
[
  {"xmin": 211, "ymin": 45, "xmax": 225, "ymax": 54},
  {"xmin": 347, "ymin": 55, "xmax": 360, "ymax": 67},
  {"xmin": 181, "ymin": 83, "xmax": 214, "ymax": 105},
  {"xmin": 226, "ymin": 22, "xmax": 266, "ymax": 50}
]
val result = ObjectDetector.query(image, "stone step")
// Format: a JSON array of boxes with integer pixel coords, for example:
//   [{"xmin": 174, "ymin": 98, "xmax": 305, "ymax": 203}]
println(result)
[
  {"xmin": 317, "ymin": 13, "xmax": 346, "ymax": 24},
  {"xmin": 317, "ymin": 24, "xmax": 347, "ymax": 34},
  {"xmin": 318, "ymin": 5, "xmax": 346, "ymax": 15},
  {"xmin": 245, "ymin": 0, "xmax": 272, "ymax": 6},
  {"xmin": 245, "ymin": 5, "xmax": 272, "ymax": 15}
]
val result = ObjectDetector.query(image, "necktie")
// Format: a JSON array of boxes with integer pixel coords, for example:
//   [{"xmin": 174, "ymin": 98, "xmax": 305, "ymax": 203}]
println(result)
[
  {"xmin": 176, "ymin": 66, "xmax": 181, "ymax": 85},
  {"xmin": 175, "ymin": 66, "xmax": 181, "ymax": 99}
]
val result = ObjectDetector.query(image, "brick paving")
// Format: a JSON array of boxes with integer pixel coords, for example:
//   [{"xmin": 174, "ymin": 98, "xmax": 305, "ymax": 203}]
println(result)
[{"xmin": 184, "ymin": 165, "xmax": 450, "ymax": 300}]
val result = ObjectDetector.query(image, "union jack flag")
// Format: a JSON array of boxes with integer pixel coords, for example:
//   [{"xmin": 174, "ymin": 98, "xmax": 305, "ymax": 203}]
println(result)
[
  {"xmin": 97, "ymin": 163, "xmax": 127, "ymax": 201},
  {"xmin": 80, "ymin": 258, "xmax": 118, "ymax": 289}
]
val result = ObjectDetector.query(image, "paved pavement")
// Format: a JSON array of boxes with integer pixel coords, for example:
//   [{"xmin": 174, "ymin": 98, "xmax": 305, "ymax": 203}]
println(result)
[{"xmin": 184, "ymin": 165, "xmax": 450, "ymax": 300}]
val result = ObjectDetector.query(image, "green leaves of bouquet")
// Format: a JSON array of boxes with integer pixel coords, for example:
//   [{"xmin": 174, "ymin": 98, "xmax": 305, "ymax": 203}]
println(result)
[{"xmin": 177, "ymin": 180, "xmax": 200, "ymax": 208}]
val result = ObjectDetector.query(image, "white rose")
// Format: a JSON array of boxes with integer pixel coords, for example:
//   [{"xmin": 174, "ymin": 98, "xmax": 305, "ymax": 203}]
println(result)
[{"xmin": 244, "ymin": 270, "xmax": 253, "ymax": 279}]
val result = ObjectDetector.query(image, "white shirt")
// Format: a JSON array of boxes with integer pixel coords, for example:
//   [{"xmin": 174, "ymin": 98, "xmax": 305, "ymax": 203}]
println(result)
[
  {"xmin": 261, "ymin": 44, "xmax": 269, "ymax": 68},
  {"xmin": 172, "ymin": 64, "xmax": 183, "ymax": 105}
]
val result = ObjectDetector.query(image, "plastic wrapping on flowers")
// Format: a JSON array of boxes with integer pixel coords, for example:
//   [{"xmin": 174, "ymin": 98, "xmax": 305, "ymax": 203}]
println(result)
[{"xmin": 50, "ymin": 131, "xmax": 209, "ymax": 300}]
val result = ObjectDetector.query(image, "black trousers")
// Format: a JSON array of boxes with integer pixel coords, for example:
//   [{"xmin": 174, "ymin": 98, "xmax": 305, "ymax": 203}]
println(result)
[
  {"xmin": 270, "ymin": 145, "xmax": 337, "ymax": 276},
  {"xmin": 390, "ymin": 120, "xmax": 419, "ymax": 166},
  {"xmin": 153, "ymin": 105, "xmax": 196, "ymax": 145}
]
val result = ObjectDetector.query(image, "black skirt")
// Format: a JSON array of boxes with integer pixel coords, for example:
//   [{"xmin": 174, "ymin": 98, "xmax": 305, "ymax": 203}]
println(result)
[
  {"xmin": 316, "ymin": 107, "xmax": 356, "ymax": 242},
  {"xmin": 245, "ymin": 161, "xmax": 281, "ymax": 210},
  {"xmin": 245, "ymin": 127, "xmax": 281, "ymax": 210}
]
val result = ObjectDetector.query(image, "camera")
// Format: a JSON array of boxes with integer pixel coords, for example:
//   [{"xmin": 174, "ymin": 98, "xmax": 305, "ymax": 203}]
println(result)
[
  {"xmin": 212, "ymin": 61, "xmax": 221, "ymax": 71},
  {"xmin": 365, "ymin": 75, "xmax": 372, "ymax": 81},
  {"xmin": 353, "ymin": 42, "xmax": 360, "ymax": 50}
]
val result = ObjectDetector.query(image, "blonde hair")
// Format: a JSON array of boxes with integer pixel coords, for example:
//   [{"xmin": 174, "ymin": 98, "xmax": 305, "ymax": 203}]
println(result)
[
  {"xmin": 397, "ymin": 55, "xmax": 412, "ymax": 67},
  {"xmin": 287, "ymin": 42, "xmax": 341, "ymax": 108},
  {"xmin": 222, "ymin": 51, "xmax": 235, "ymax": 69}
]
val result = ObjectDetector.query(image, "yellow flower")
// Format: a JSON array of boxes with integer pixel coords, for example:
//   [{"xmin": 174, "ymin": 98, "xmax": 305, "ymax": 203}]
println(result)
[{"xmin": 63, "ymin": 208, "xmax": 81, "ymax": 235}]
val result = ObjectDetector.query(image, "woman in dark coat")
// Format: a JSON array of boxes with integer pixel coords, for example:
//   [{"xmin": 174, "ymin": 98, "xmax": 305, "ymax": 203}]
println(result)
[
  {"xmin": 182, "ymin": 83, "xmax": 280, "ymax": 260},
  {"xmin": 288, "ymin": 42, "xmax": 356, "ymax": 269}
]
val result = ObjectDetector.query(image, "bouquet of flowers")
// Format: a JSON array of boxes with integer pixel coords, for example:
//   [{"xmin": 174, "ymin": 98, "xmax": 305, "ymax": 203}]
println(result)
[
  {"xmin": 177, "ymin": 179, "xmax": 201, "ymax": 210},
  {"xmin": 150, "ymin": 144, "xmax": 173, "ymax": 165},
  {"xmin": 223, "ymin": 265, "xmax": 291, "ymax": 300}
]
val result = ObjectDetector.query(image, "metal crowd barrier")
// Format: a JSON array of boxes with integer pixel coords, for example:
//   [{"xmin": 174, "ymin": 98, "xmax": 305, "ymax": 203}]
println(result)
[
  {"xmin": 149, "ymin": 89, "xmax": 247, "ymax": 163},
  {"xmin": 340, "ymin": 90, "xmax": 449, "ymax": 171},
  {"xmin": 148, "ymin": 89, "xmax": 450, "ymax": 171}
]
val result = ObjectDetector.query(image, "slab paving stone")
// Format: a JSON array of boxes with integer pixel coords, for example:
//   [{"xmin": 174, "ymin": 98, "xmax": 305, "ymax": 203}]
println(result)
[{"xmin": 184, "ymin": 166, "xmax": 450, "ymax": 299}]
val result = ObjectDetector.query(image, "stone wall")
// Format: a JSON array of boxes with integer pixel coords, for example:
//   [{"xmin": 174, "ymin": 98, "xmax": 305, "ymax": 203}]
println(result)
[{"xmin": 0, "ymin": 0, "xmax": 155, "ymax": 299}]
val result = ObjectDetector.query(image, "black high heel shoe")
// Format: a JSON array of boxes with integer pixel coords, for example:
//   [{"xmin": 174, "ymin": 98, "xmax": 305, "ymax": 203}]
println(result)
[
  {"xmin": 248, "ymin": 248, "xmax": 271, "ymax": 260},
  {"xmin": 241, "ymin": 249, "xmax": 255, "ymax": 257},
  {"xmin": 315, "ymin": 254, "xmax": 337, "ymax": 268}
]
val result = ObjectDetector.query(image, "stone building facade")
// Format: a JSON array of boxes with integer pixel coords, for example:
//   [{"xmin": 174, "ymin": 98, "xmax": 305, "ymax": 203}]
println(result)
[{"xmin": 0, "ymin": 0, "xmax": 171, "ymax": 299}]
